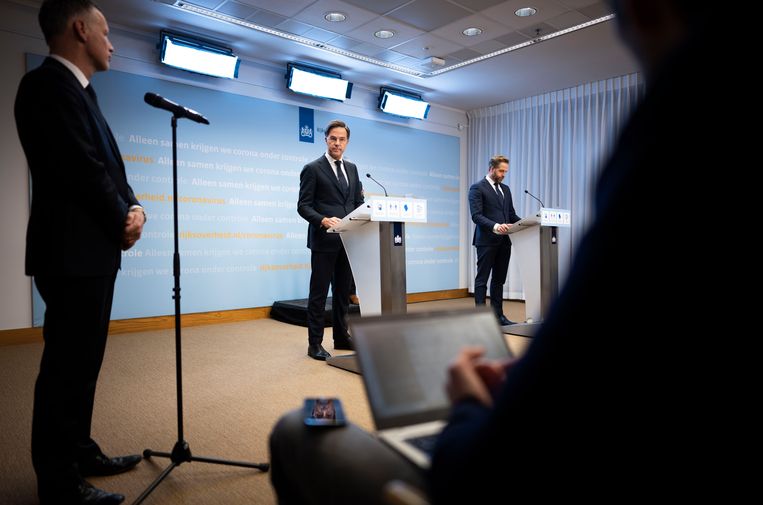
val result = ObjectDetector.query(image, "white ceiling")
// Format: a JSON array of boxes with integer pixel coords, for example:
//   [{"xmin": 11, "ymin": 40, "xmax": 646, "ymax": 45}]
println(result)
[{"xmin": 81, "ymin": 0, "xmax": 639, "ymax": 111}]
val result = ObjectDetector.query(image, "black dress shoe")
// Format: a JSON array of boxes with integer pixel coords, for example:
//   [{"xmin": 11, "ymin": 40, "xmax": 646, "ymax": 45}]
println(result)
[
  {"xmin": 498, "ymin": 315, "xmax": 516, "ymax": 326},
  {"xmin": 333, "ymin": 337, "xmax": 354, "ymax": 350},
  {"xmin": 79, "ymin": 453, "xmax": 141, "ymax": 477},
  {"xmin": 77, "ymin": 481, "xmax": 125, "ymax": 505},
  {"xmin": 307, "ymin": 344, "xmax": 331, "ymax": 360},
  {"xmin": 40, "ymin": 480, "xmax": 125, "ymax": 505}
]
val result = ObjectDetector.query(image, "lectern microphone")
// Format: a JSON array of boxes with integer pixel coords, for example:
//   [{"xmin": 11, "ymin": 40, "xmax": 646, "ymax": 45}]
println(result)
[
  {"xmin": 366, "ymin": 173, "xmax": 388, "ymax": 197},
  {"xmin": 524, "ymin": 189, "xmax": 545, "ymax": 208}
]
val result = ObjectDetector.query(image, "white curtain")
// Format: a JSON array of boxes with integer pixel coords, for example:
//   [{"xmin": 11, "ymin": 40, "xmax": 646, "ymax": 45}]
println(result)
[{"xmin": 466, "ymin": 73, "xmax": 643, "ymax": 299}]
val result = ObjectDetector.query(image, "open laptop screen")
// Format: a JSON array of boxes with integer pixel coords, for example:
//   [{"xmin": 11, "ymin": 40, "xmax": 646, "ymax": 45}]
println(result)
[{"xmin": 351, "ymin": 309, "xmax": 512, "ymax": 430}]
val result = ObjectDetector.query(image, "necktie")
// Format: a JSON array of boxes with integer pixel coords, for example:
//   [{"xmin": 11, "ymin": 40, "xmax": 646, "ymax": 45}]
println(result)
[
  {"xmin": 83, "ymin": 83, "xmax": 124, "ymax": 188},
  {"xmin": 494, "ymin": 182, "xmax": 504, "ymax": 203},
  {"xmin": 335, "ymin": 160, "xmax": 348, "ymax": 193},
  {"xmin": 85, "ymin": 84, "xmax": 97, "ymax": 103},
  {"xmin": 84, "ymin": 83, "xmax": 114, "ymax": 146}
]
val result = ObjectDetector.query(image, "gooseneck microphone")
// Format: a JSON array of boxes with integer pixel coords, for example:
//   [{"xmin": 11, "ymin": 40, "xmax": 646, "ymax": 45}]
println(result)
[
  {"xmin": 366, "ymin": 173, "xmax": 388, "ymax": 197},
  {"xmin": 144, "ymin": 92, "xmax": 210, "ymax": 125},
  {"xmin": 524, "ymin": 189, "xmax": 545, "ymax": 208}
]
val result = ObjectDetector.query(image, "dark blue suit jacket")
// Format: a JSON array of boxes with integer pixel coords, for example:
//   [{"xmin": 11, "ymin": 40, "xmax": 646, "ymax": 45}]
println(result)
[
  {"xmin": 468, "ymin": 178, "xmax": 520, "ymax": 246},
  {"xmin": 297, "ymin": 155, "xmax": 364, "ymax": 252},
  {"xmin": 15, "ymin": 57, "xmax": 139, "ymax": 276}
]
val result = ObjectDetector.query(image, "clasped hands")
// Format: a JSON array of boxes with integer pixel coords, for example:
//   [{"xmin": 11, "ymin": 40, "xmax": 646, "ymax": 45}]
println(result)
[{"xmin": 121, "ymin": 208, "xmax": 145, "ymax": 250}]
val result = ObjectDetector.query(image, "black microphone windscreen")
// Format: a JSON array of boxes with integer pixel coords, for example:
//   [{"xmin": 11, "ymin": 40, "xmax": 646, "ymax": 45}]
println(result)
[
  {"xmin": 144, "ymin": 92, "xmax": 160, "ymax": 105},
  {"xmin": 366, "ymin": 173, "xmax": 371, "ymax": 177}
]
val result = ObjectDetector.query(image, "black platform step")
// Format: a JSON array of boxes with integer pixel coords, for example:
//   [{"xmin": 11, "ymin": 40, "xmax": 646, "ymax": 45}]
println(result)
[{"xmin": 270, "ymin": 297, "xmax": 360, "ymax": 327}]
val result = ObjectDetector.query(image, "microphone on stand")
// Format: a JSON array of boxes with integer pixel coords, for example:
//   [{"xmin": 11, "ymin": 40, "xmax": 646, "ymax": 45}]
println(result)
[
  {"xmin": 524, "ymin": 189, "xmax": 545, "ymax": 208},
  {"xmin": 144, "ymin": 92, "xmax": 210, "ymax": 125},
  {"xmin": 366, "ymin": 173, "xmax": 388, "ymax": 197},
  {"xmin": 525, "ymin": 189, "xmax": 557, "ymax": 243}
]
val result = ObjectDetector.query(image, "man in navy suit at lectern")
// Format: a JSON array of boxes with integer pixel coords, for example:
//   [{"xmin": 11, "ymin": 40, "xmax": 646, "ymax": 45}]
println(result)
[
  {"xmin": 468, "ymin": 155, "xmax": 521, "ymax": 326},
  {"xmin": 297, "ymin": 120, "xmax": 364, "ymax": 360}
]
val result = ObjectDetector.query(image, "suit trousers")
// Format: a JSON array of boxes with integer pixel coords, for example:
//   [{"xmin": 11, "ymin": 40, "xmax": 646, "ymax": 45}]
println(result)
[
  {"xmin": 31, "ymin": 274, "xmax": 116, "ymax": 494},
  {"xmin": 474, "ymin": 241, "xmax": 511, "ymax": 317},
  {"xmin": 307, "ymin": 247, "xmax": 351, "ymax": 344}
]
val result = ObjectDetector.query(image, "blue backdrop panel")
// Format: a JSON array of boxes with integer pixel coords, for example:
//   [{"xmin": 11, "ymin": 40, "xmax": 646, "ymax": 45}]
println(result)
[{"xmin": 29, "ymin": 55, "xmax": 459, "ymax": 324}]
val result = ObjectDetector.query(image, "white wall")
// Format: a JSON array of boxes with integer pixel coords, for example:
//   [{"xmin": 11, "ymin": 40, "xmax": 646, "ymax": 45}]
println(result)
[{"xmin": 0, "ymin": 1, "xmax": 469, "ymax": 330}]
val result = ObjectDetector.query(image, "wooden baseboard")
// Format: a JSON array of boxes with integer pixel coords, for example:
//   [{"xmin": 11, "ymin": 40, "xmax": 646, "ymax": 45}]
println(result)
[
  {"xmin": 407, "ymin": 288, "xmax": 468, "ymax": 303},
  {"xmin": 0, "ymin": 327, "xmax": 43, "ymax": 346},
  {"xmin": 0, "ymin": 288, "xmax": 468, "ymax": 346},
  {"xmin": 108, "ymin": 306, "xmax": 272, "ymax": 335}
]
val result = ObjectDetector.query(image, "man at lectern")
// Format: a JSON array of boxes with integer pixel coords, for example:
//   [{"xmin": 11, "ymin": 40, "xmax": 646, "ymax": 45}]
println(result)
[
  {"xmin": 468, "ymin": 155, "xmax": 521, "ymax": 326},
  {"xmin": 297, "ymin": 120, "xmax": 364, "ymax": 360}
]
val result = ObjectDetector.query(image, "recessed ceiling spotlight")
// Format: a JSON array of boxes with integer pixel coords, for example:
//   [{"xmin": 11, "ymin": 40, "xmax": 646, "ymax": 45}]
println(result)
[
  {"xmin": 324, "ymin": 12, "xmax": 346, "ymax": 22},
  {"xmin": 515, "ymin": 7, "xmax": 537, "ymax": 17},
  {"xmin": 374, "ymin": 29, "xmax": 395, "ymax": 39},
  {"xmin": 462, "ymin": 27, "xmax": 483, "ymax": 37}
]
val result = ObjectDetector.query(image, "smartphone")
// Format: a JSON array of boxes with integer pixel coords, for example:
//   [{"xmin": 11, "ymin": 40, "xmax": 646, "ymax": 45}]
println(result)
[{"xmin": 303, "ymin": 397, "xmax": 347, "ymax": 427}]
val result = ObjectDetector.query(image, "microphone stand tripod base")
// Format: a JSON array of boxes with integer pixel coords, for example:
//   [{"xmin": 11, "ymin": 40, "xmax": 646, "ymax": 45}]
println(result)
[{"xmin": 133, "ymin": 441, "xmax": 270, "ymax": 503}]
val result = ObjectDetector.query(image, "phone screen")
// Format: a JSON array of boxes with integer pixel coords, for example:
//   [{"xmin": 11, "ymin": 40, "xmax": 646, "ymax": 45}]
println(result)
[{"xmin": 303, "ymin": 397, "xmax": 347, "ymax": 427}]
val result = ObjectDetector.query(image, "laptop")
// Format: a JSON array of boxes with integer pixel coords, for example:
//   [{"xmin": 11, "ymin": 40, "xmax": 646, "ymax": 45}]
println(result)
[{"xmin": 350, "ymin": 308, "xmax": 513, "ymax": 468}]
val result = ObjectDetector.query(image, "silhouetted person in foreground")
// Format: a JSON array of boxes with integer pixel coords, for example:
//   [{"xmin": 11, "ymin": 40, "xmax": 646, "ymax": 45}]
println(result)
[{"xmin": 269, "ymin": 2, "xmax": 732, "ymax": 502}]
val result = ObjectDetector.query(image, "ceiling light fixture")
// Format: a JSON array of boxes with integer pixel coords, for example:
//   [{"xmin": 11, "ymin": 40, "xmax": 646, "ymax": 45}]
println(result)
[
  {"xmin": 378, "ymin": 87, "xmax": 430, "ymax": 120},
  {"xmin": 515, "ymin": 7, "xmax": 538, "ymax": 17},
  {"xmin": 324, "ymin": 12, "xmax": 346, "ymax": 22},
  {"xmin": 286, "ymin": 63, "xmax": 353, "ymax": 101},
  {"xmin": 428, "ymin": 14, "xmax": 615, "ymax": 76},
  {"xmin": 159, "ymin": 31, "xmax": 240, "ymax": 79},
  {"xmin": 164, "ymin": 2, "xmax": 614, "ymax": 78},
  {"xmin": 173, "ymin": 2, "xmax": 425, "ymax": 77},
  {"xmin": 462, "ymin": 27, "xmax": 483, "ymax": 37},
  {"xmin": 374, "ymin": 29, "xmax": 395, "ymax": 39}
]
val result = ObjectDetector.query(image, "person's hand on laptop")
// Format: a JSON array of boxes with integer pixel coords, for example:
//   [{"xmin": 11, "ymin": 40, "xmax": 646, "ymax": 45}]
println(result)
[{"xmin": 446, "ymin": 347, "xmax": 517, "ymax": 407}]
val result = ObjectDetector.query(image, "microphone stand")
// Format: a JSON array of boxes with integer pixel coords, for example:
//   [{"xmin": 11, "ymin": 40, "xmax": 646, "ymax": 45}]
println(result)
[
  {"xmin": 132, "ymin": 115, "xmax": 268, "ymax": 504},
  {"xmin": 366, "ymin": 173, "xmax": 388, "ymax": 197},
  {"xmin": 524, "ymin": 189, "xmax": 555, "ymax": 242}
]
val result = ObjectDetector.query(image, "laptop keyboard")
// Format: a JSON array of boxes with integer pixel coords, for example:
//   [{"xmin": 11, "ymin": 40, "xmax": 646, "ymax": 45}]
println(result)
[{"xmin": 404, "ymin": 433, "xmax": 439, "ymax": 455}]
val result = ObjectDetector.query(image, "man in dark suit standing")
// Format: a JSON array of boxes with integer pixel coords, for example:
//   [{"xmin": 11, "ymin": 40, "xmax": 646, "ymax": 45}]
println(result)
[
  {"xmin": 14, "ymin": 1, "xmax": 144, "ymax": 503},
  {"xmin": 297, "ymin": 120, "xmax": 364, "ymax": 360},
  {"xmin": 468, "ymin": 155, "xmax": 521, "ymax": 326}
]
